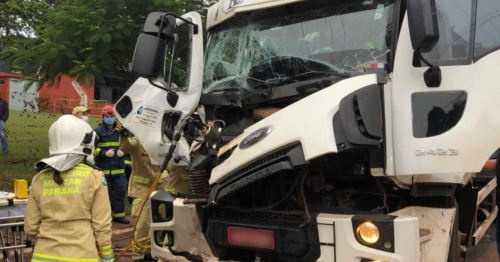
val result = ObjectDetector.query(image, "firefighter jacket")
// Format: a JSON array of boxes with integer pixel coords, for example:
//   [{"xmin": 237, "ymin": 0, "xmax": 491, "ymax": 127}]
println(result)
[
  {"xmin": 119, "ymin": 134, "xmax": 165, "ymax": 198},
  {"xmin": 25, "ymin": 163, "xmax": 113, "ymax": 262},
  {"xmin": 94, "ymin": 122, "xmax": 125, "ymax": 176},
  {"xmin": 123, "ymin": 153, "xmax": 132, "ymax": 167},
  {"xmin": 165, "ymin": 165, "xmax": 191, "ymax": 195}
]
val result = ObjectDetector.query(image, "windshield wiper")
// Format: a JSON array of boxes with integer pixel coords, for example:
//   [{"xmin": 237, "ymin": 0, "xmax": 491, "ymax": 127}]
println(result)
[
  {"xmin": 205, "ymin": 88, "xmax": 241, "ymax": 94},
  {"xmin": 252, "ymin": 70, "xmax": 349, "ymax": 90},
  {"xmin": 292, "ymin": 70, "xmax": 350, "ymax": 80}
]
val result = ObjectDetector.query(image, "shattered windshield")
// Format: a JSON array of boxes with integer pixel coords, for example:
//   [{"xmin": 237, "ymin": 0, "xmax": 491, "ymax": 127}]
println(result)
[{"xmin": 203, "ymin": 0, "xmax": 394, "ymax": 94}]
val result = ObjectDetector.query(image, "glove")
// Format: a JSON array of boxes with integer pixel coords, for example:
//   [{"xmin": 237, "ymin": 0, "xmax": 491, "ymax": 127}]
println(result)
[
  {"xmin": 86, "ymin": 154, "xmax": 95, "ymax": 165},
  {"xmin": 116, "ymin": 149, "xmax": 124, "ymax": 158},
  {"xmin": 100, "ymin": 255, "xmax": 114, "ymax": 262},
  {"xmin": 115, "ymin": 120, "xmax": 128, "ymax": 136},
  {"xmin": 105, "ymin": 149, "xmax": 115, "ymax": 158}
]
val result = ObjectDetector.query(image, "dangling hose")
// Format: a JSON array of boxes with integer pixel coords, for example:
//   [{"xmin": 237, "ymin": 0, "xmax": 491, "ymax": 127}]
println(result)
[
  {"xmin": 113, "ymin": 119, "xmax": 216, "ymax": 261},
  {"xmin": 113, "ymin": 171, "xmax": 163, "ymax": 261},
  {"xmin": 114, "ymin": 131, "xmax": 180, "ymax": 262}
]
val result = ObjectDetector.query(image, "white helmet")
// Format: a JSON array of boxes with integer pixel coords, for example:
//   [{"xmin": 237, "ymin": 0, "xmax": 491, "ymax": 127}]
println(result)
[{"xmin": 48, "ymin": 115, "xmax": 96, "ymax": 156}]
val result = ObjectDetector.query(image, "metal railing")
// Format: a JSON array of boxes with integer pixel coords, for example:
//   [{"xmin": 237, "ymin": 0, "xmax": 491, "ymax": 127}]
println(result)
[
  {"xmin": 52, "ymin": 98, "xmax": 109, "ymax": 116},
  {"xmin": 0, "ymin": 216, "xmax": 33, "ymax": 262}
]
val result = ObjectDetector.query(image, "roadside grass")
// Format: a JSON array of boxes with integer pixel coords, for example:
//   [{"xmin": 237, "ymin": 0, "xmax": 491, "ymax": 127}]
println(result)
[{"xmin": 0, "ymin": 110, "xmax": 132, "ymax": 214}]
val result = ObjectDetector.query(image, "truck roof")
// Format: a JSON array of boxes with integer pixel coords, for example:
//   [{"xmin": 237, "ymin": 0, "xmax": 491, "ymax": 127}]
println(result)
[{"xmin": 206, "ymin": 0, "xmax": 306, "ymax": 30}]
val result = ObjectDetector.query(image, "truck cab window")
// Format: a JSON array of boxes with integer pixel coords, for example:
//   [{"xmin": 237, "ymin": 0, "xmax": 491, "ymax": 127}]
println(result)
[
  {"xmin": 416, "ymin": 0, "xmax": 473, "ymax": 67},
  {"xmin": 164, "ymin": 22, "xmax": 193, "ymax": 92},
  {"xmin": 474, "ymin": 0, "xmax": 500, "ymax": 60}
]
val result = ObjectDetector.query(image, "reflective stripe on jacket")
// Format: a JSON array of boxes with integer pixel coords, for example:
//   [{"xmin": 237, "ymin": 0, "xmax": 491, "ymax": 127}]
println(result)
[
  {"xmin": 124, "ymin": 153, "xmax": 132, "ymax": 166},
  {"xmin": 165, "ymin": 165, "xmax": 191, "ymax": 195},
  {"xmin": 119, "ymin": 135, "xmax": 163, "ymax": 198},
  {"xmin": 25, "ymin": 163, "xmax": 113, "ymax": 260},
  {"xmin": 94, "ymin": 122, "xmax": 124, "ymax": 175}
]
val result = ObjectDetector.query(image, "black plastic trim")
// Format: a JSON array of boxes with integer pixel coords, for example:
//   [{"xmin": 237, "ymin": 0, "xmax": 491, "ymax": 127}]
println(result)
[
  {"xmin": 205, "ymin": 216, "xmax": 321, "ymax": 262},
  {"xmin": 333, "ymin": 84, "xmax": 383, "ymax": 151},
  {"xmin": 411, "ymin": 184, "xmax": 457, "ymax": 198},
  {"xmin": 115, "ymin": 95, "xmax": 134, "ymax": 119},
  {"xmin": 351, "ymin": 215, "xmax": 396, "ymax": 253},
  {"xmin": 210, "ymin": 144, "xmax": 306, "ymax": 203}
]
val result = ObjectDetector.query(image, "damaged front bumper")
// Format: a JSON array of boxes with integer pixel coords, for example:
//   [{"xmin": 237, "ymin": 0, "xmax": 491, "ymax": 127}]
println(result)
[
  {"xmin": 149, "ymin": 190, "xmax": 430, "ymax": 262},
  {"xmin": 149, "ymin": 191, "xmax": 216, "ymax": 262}
]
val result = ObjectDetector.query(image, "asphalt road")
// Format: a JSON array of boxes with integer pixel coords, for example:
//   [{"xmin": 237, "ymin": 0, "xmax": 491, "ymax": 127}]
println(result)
[{"xmin": 467, "ymin": 224, "xmax": 498, "ymax": 262}]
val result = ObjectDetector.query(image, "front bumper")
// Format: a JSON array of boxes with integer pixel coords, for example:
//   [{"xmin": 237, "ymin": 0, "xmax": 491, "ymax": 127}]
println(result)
[
  {"xmin": 149, "ymin": 191, "xmax": 216, "ymax": 262},
  {"xmin": 149, "ymin": 191, "xmax": 423, "ymax": 262}
]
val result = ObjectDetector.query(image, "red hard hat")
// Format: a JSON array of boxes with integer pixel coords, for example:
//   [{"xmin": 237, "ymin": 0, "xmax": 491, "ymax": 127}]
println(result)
[{"xmin": 102, "ymin": 105, "xmax": 114, "ymax": 117}]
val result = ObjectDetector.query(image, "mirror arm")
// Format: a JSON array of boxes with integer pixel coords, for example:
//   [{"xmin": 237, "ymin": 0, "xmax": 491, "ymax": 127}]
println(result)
[
  {"xmin": 157, "ymin": 12, "xmax": 199, "ymax": 35},
  {"xmin": 415, "ymin": 48, "xmax": 442, "ymax": 88},
  {"xmin": 166, "ymin": 34, "xmax": 179, "ymax": 92},
  {"xmin": 414, "ymin": 48, "xmax": 433, "ymax": 67},
  {"xmin": 148, "ymin": 78, "xmax": 171, "ymax": 93},
  {"xmin": 148, "ymin": 78, "xmax": 179, "ymax": 107}
]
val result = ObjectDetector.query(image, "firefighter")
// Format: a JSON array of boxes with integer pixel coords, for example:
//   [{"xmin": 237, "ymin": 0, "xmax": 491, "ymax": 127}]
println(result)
[
  {"xmin": 115, "ymin": 121, "xmax": 167, "ymax": 262},
  {"xmin": 164, "ymin": 165, "xmax": 191, "ymax": 195},
  {"xmin": 124, "ymin": 151, "xmax": 134, "ymax": 204},
  {"xmin": 94, "ymin": 104, "xmax": 129, "ymax": 224},
  {"xmin": 24, "ymin": 115, "xmax": 114, "ymax": 262}
]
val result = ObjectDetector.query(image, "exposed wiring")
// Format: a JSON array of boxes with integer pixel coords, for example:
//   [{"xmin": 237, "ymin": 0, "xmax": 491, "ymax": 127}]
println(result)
[
  {"xmin": 373, "ymin": 178, "xmax": 389, "ymax": 213},
  {"xmin": 299, "ymin": 167, "xmax": 311, "ymax": 228}
]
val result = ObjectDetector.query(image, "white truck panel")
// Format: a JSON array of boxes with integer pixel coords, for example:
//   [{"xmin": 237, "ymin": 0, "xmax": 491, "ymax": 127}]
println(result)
[{"xmin": 209, "ymin": 74, "xmax": 378, "ymax": 184}]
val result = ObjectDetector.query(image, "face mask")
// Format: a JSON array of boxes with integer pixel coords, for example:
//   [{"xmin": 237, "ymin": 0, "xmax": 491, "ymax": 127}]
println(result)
[
  {"xmin": 104, "ymin": 117, "xmax": 115, "ymax": 125},
  {"xmin": 82, "ymin": 116, "xmax": 89, "ymax": 122}
]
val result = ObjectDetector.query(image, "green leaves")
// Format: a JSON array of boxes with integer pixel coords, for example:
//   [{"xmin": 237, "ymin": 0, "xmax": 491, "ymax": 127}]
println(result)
[
  {"xmin": 0, "ymin": 0, "xmax": 219, "ymax": 89},
  {"xmin": 0, "ymin": 0, "xmax": 140, "ymax": 89}
]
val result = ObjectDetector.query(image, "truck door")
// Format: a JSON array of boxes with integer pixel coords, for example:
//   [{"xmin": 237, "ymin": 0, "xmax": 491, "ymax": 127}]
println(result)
[
  {"xmin": 114, "ymin": 11, "xmax": 204, "ymax": 166},
  {"xmin": 391, "ymin": 0, "xmax": 500, "ymax": 175}
]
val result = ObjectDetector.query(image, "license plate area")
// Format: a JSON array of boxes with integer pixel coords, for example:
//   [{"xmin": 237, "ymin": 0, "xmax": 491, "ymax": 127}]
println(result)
[{"xmin": 227, "ymin": 226, "xmax": 275, "ymax": 250}]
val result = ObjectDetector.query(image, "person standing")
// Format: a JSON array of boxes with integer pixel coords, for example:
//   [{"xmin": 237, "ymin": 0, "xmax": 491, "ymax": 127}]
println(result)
[
  {"xmin": 124, "ymin": 151, "xmax": 134, "ymax": 205},
  {"xmin": 115, "ymin": 121, "xmax": 167, "ymax": 262},
  {"xmin": 94, "ymin": 104, "xmax": 129, "ymax": 224},
  {"xmin": 0, "ymin": 96, "xmax": 9, "ymax": 155},
  {"xmin": 24, "ymin": 115, "xmax": 114, "ymax": 262},
  {"xmin": 72, "ymin": 106, "xmax": 91, "ymax": 122}
]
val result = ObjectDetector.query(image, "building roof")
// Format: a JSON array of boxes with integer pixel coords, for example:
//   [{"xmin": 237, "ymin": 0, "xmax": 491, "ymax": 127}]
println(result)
[{"xmin": 0, "ymin": 71, "xmax": 22, "ymax": 78}]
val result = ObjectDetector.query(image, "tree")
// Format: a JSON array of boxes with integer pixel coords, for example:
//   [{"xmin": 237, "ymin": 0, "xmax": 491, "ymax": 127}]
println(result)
[
  {"xmin": 0, "ymin": 0, "xmax": 138, "ymax": 89},
  {"xmin": 0, "ymin": 0, "xmax": 218, "ymax": 90},
  {"xmin": 0, "ymin": 0, "xmax": 51, "ymax": 47}
]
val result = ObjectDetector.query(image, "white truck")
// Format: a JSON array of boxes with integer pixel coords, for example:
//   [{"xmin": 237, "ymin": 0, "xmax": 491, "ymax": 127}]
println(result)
[{"xmin": 113, "ymin": 0, "xmax": 500, "ymax": 261}]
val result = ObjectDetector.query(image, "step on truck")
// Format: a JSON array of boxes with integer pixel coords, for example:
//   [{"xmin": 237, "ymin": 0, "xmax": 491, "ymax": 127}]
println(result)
[{"xmin": 113, "ymin": 0, "xmax": 500, "ymax": 261}]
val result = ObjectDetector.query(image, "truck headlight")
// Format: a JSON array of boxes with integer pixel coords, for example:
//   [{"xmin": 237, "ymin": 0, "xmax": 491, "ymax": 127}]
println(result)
[
  {"xmin": 356, "ymin": 222, "xmax": 380, "ymax": 244},
  {"xmin": 351, "ymin": 215, "xmax": 395, "ymax": 253}
]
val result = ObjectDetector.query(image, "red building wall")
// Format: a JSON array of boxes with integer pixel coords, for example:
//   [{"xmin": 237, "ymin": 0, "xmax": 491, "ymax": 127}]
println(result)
[
  {"xmin": 0, "ymin": 71, "xmax": 21, "ymax": 102},
  {"xmin": 38, "ymin": 75, "xmax": 101, "ymax": 115}
]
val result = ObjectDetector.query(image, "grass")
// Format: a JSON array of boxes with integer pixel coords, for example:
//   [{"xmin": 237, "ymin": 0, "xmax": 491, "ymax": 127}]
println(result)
[{"xmin": 0, "ymin": 110, "xmax": 131, "ymax": 214}]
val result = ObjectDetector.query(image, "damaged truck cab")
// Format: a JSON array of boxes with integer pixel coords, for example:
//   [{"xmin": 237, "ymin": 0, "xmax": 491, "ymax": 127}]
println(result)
[{"xmin": 114, "ymin": 0, "xmax": 500, "ymax": 261}]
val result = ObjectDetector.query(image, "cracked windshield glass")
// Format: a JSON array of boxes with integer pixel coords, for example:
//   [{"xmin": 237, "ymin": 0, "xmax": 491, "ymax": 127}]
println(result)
[{"xmin": 203, "ymin": 0, "xmax": 393, "ymax": 94}]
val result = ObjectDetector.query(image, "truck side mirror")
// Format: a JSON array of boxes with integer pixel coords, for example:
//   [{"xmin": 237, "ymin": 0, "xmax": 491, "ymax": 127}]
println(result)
[
  {"xmin": 407, "ymin": 0, "xmax": 439, "ymax": 53},
  {"xmin": 131, "ymin": 34, "xmax": 167, "ymax": 78},
  {"xmin": 130, "ymin": 12, "xmax": 179, "ymax": 78}
]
